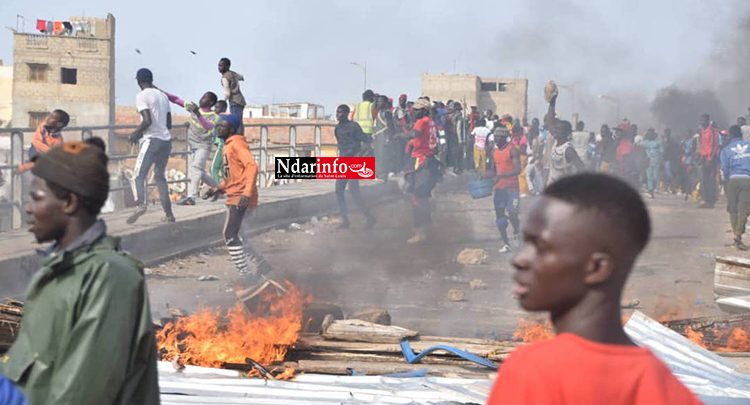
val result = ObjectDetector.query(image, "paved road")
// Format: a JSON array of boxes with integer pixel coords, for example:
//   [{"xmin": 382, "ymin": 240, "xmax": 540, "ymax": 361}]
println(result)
[{"xmin": 146, "ymin": 177, "xmax": 735, "ymax": 339}]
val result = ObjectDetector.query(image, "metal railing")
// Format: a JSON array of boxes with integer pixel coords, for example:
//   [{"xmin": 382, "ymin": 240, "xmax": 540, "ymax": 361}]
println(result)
[{"xmin": 0, "ymin": 121, "xmax": 336, "ymax": 231}]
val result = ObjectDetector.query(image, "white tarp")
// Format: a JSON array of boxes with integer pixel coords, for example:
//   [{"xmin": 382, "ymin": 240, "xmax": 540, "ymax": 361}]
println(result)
[{"xmin": 625, "ymin": 310, "xmax": 750, "ymax": 404}]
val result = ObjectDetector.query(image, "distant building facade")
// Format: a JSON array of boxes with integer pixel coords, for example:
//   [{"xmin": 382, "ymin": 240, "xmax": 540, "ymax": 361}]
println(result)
[
  {"xmin": 246, "ymin": 103, "xmax": 326, "ymax": 120},
  {"xmin": 421, "ymin": 74, "xmax": 528, "ymax": 119},
  {"xmin": 10, "ymin": 14, "xmax": 115, "ymax": 132},
  {"xmin": 0, "ymin": 61, "xmax": 12, "ymax": 127}
]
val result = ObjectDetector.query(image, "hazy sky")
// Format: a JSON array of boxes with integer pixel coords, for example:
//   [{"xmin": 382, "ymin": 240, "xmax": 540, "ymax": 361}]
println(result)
[{"xmin": 1, "ymin": 0, "xmax": 746, "ymax": 123}]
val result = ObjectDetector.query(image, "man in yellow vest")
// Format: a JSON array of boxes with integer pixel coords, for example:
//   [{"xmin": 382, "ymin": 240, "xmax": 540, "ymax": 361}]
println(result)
[{"xmin": 353, "ymin": 89, "xmax": 376, "ymax": 141}]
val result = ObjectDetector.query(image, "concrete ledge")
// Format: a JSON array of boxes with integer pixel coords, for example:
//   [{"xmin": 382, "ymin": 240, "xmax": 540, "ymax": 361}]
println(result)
[{"xmin": 0, "ymin": 180, "xmax": 400, "ymax": 298}]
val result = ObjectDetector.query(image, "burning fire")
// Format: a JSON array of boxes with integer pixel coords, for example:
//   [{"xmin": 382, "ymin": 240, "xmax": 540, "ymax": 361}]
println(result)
[
  {"xmin": 684, "ymin": 325, "xmax": 750, "ymax": 352},
  {"xmin": 156, "ymin": 282, "xmax": 310, "ymax": 379},
  {"xmin": 512, "ymin": 319, "xmax": 555, "ymax": 343},
  {"xmin": 513, "ymin": 315, "xmax": 634, "ymax": 344}
]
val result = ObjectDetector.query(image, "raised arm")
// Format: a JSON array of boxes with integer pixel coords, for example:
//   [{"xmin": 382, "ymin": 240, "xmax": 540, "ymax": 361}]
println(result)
[{"xmin": 162, "ymin": 91, "xmax": 185, "ymax": 108}]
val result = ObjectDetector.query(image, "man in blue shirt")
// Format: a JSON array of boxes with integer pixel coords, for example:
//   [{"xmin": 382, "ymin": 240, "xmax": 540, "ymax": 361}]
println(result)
[{"xmin": 720, "ymin": 125, "xmax": 750, "ymax": 250}]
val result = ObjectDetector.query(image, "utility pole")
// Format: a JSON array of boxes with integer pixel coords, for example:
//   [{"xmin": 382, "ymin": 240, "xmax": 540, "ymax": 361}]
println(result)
[{"xmin": 350, "ymin": 61, "xmax": 367, "ymax": 91}]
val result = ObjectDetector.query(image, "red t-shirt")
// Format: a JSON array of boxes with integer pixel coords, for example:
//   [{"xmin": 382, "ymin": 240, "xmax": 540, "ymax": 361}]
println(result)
[
  {"xmin": 409, "ymin": 116, "xmax": 437, "ymax": 168},
  {"xmin": 493, "ymin": 145, "xmax": 519, "ymax": 190},
  {"xmin": 616, "ymin": 138, "xmax": 633, "ymax": 164},
  {"xmin": 487, "ymin": 334, "xmax": 702, "ymax": 405},
  {"xmin": 699, "ymin": 126, "xmax": 718, "ymax": 159}
]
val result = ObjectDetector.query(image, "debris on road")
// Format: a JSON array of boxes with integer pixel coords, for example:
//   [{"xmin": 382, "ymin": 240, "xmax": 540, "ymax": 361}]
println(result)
[
  {"xmin": 171, "ymin": 355, "xmax": 185, "ymax": 372},
  {"xmin": 456, "ymin": 248, "xmax": 488, "ymax": 265},
  {"xmin": 469, "ymin": 279, "xmax": 488, "ymax": 290},
  {"xmin": 448, "ymin": 289, "xmax": 466, "ymax": 302},
  {"xmin": 321, "ymin": 216, "xmax": 342, "ymax": 226},
  {"xmin": 349, "ymin": 308, "xmax": 391, "ymax": 325},
  {"xmin": 321, "ymin": 319, "xmax": 419, "ymax": 343},
  {"xmin": 289, "ymin": 223, "xmax": 303, "ymax": 231},
  {"xmin": 166, "ymin": 305, "xmax": 188, "ymax": 318},
  {"xmin": 0, "ymin": 299, "xmax": 22, "ymax": 352},
  {"xmin": 197, "ymin": 275, "xmax": 219, "ymax": 281},
  {"xmin": 621, "ymin": 299, "xmax": 641, "ymax": 309},
  {"xmin": 674, "ymin": 278, "xmax": 702, "ymax": 284}
]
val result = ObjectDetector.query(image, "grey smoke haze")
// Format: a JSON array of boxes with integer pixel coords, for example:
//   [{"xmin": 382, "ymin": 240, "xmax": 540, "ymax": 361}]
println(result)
[
  {"xmin": 1, "ymin": 0, "xmax": 749, "ymax": 128},
  {"xmin": 650, "ymin": 87, "xmax": 727, "ymax": 134}
]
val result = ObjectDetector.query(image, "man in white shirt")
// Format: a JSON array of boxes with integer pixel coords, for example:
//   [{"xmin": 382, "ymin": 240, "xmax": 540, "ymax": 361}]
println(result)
[
  {"xmin": 127, "ymin": 68, "xmax": 175, "ymax": 224},
  {"xmin": 472, "ymin": 118, "xmax": 492, "ymax": 172}
]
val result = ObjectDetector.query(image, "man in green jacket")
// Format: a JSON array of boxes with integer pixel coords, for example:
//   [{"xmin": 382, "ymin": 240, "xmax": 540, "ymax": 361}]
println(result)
[{"xmin": 0, "ymin": 141, "xmax": 160, "ymax": 405}]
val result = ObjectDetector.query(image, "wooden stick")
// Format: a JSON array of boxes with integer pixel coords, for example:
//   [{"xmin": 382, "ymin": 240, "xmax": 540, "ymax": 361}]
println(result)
[{"xmin": 297, "ymin": 359, "xmax": 493, "ymax": 378}]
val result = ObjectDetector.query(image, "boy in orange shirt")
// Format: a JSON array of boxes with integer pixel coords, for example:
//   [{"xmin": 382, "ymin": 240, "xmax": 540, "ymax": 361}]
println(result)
[
  {"xmin": 205, "ymin": 114, "xmax": 272, "ymax": 284},
  {"xmin": 18, "ymin": 109, "xmax": 70, "ymax": 173},
  {"xmin": 488, "ymin": 173, "xmax": 701, "ymax": 405}
]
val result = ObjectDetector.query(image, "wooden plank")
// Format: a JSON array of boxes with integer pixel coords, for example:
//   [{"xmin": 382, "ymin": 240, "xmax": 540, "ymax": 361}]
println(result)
[
  {"xmin": 0, "ymin": 310, "xmax": 21, "ymax": 351},
  {"xmin": 297, "ymin": 359, "xmax": 493, "ymax": 378},
  {"xmin": 321, "ymin": 319, "xmax": 418, "ymax": 343},
  {"xmin": 295, "ymin": 335, "xmax": 517, "ymax": 361},
  {"xmin": 288, "ymin": 350, "xmax": 508, "ymax": 365}
]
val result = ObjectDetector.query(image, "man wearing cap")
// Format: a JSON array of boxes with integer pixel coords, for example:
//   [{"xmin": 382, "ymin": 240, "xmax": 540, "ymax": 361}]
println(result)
[
  {"xmin": 205, "ymin": 114, "xmax": 273, "ymax": 280},
  {"xmin": 127, "ymin": 68, "xmax": 175, "ymax": 224},
  {"xmin": 404, "ymin": 98, "xmax": 440, "ymax": 244},
  {"xmin": 0, "ymin": 142, "xmax": 160, "ymax": 404}
]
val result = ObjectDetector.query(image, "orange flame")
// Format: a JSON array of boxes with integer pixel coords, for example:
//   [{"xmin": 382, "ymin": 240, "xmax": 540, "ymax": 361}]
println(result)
[
  {"xmin": 156, "ymin": 282, "xmax": 310, "ymax": 376},
  {"xmin": 512, "ymin": 319, "xmax": 555, "ymax": 343},
  {"xmin": 684, "ymin": 325, "xmax": 750, "ymax": 352},
  {"xmin": 722, "ymin": 327, "xmax": 750, "ymax": 352},
  {"xmin": 684, "ymin": 326, "xmax": 706, "ymax": 348}
]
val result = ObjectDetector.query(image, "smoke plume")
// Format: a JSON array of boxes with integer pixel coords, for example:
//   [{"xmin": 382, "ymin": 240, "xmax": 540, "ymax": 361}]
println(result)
[{"xmin": 650, "ymin": 87, "xmax": 727, "ymax": 134}]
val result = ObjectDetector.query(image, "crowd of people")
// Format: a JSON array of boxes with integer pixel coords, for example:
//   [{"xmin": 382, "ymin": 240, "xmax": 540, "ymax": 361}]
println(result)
[
  {"xmin": 343, "ymin": 82, "xmax": 750, "ymax": 253},
  {"xmin": 0, "ymin": 58, "xmax": 741, "ymax": 403}
]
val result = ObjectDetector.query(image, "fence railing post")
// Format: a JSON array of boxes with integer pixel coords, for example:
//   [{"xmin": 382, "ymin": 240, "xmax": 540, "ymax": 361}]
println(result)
[
  {"xmin": 10, "ymin": 131, "xmax": 23, "ymax": 229},
  {"xmin": 314, "ymin": 125, "xmax": 322, "ymax": 157},
  {"xmin": 288, "ymin": 125, "xmax": 297, "ymax": 158},
  {"xmin": 260, "ymin": 126, "xmax": 268, "ymax": 188},
  {"xmin": 81, "ymin": 128, "xmax": 93, "ymax": 141}
]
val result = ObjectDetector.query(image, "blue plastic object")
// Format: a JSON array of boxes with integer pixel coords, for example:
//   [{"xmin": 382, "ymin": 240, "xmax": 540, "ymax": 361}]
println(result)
[
  {"xmin": 468, "ymin": 178, "xmax": 494, "ymax": 199},
  {"xmin": 399, "ymin": 340, "xmax": 498, "ymax": 370}
]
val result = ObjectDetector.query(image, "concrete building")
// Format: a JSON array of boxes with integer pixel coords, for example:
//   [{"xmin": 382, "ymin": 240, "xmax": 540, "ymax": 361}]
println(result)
[
  {"xmin": 247, "ymin": 102, "xmax": 326, "ymax": 120},
  {"xmin": 10, "ymin": 14, "xmax": 115, "ymax": 133},
  {"xmin": 421, "ymin": 74, "xmax": 528, "ymax": 120},
  {"xmin": 0, "ymin": 61, "xmax": 12, "ymax": 127}
]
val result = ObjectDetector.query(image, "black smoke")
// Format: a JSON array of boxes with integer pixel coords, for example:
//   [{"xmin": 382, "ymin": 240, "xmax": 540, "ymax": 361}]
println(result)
[{"xmin": 650, "ymin": 86, "xmax": 727, "ymax": 134}]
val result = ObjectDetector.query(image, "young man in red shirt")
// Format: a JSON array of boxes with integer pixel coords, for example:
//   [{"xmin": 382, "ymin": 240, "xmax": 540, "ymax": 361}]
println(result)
[
  {"xmin": 404, "ymin": 98, "xmax": 439, "ymax": 244},
  {"xmin": 487, "ymin": 127, "xmax": 521, "ymax": 253},
  {"xmin": 488, "ymin": 173, "xmax": 701, "ymax": 405},
  {"xmin": 697, "ymin": 113, "xmax": 719, "ymax": 209}
]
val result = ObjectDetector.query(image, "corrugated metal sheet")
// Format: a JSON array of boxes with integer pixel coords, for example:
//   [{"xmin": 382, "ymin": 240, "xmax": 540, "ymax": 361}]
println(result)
[
  {"xmin": 625, "ymin": 311, "xmax": 750, "ymax": 404},
  {"xmin": 158, "ymin": 362, "xmax": 493, "ymax": 404},
  {"xmin": 158, "ymin": 312, "xmax": 750, "ymax": 404}
]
